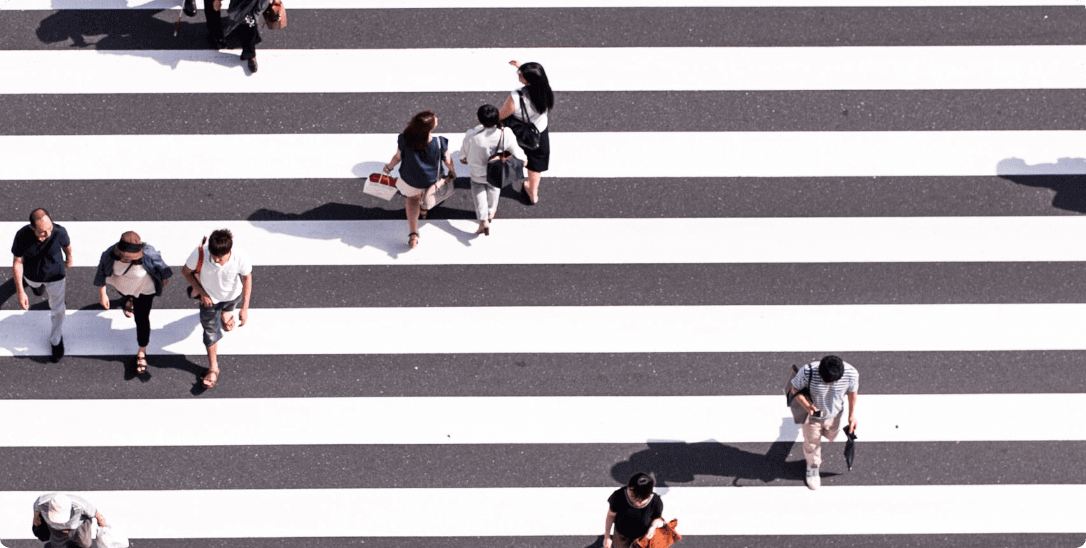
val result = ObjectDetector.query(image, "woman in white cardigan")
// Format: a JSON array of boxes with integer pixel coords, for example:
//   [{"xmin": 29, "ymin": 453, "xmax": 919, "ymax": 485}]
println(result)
[{"xmin": 459, "ymin": 104, "xmax": 527, "ymax": 235}]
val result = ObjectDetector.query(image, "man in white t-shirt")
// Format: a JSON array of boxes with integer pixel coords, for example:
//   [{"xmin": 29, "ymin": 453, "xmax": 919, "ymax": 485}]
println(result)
[{"xmin": 181, "ymin": 228, "xmax": 253, "ymax": 389}]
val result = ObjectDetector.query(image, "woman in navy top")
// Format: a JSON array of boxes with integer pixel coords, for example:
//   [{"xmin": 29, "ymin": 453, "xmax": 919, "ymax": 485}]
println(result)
[{"xmin": 383, "ymin": 110, "xmax": 455, "ymax": 248}]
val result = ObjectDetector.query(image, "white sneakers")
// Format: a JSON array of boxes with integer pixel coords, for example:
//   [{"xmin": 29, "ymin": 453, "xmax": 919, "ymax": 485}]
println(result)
[{"xmin": 806, "ymin": 464, "xmax": 821, "ymax": 490}]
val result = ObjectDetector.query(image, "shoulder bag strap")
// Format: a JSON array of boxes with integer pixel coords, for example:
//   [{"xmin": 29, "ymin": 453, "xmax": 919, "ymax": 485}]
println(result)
[{"xmin": 517, "ymin": 89, "xmax": 532, "ymax": 124}]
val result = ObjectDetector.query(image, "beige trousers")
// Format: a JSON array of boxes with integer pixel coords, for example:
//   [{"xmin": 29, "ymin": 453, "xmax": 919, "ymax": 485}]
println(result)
[{"xmin": 801, "ymin": 413, "xmax": 842, "ymax": 467}]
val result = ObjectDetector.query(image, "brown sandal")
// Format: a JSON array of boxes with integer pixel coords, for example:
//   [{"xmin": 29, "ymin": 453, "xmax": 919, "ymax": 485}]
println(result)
[
  {"xmin": 408, "ymin": 232, "xmax": 419, "ymax": 248},
  {"xmin": 202, "ymin": 369, "xmax": 220, "ymax": 389}
]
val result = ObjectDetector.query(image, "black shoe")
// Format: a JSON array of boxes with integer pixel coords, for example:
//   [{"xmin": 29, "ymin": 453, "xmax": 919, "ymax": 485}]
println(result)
[
  {"xmin": 247, "ymin": 58, "xmax": 258, "ymax": 73},
  {"xmin": 182, "ymin": 0, "xmax": 197, "ymax": 17},
  {"xmin": 209, "ymin": 36, "xmax": 227, "ymax": 49},
  {"xmin": 51, "ymin": 339, "xmax": 64, "ymax": 363}
]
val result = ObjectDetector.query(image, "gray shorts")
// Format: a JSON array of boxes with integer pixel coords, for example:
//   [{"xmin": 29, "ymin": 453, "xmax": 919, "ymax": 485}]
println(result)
[{"xmin": 199, "ymin": 294, "xmax": 242, "ymax": 347}]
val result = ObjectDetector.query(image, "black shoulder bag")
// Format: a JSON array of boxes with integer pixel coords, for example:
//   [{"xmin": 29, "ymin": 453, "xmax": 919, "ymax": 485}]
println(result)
[{"xmin": 502, "ymin": 90, "xmax": 542, "ymax": 151}]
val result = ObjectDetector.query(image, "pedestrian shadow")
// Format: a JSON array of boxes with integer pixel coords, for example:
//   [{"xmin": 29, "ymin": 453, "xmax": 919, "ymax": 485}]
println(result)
[
  {"xmin": 0, "ymin": 308, "xmax": 206, "ymax": 389},
  {"xmin": 997, "ymin": 157, "xmax": 1086, "ymax": 214},
  {"xmin": 609, "ymin": 418, "xmax": 832, "ymax": 488},
  {"xmin": 0, "ymin": 279, "xmax": 52, "ymax": 311},
  {"xmin": 36, "ymin": 3, "xmax": 253, "ymax": 71}
]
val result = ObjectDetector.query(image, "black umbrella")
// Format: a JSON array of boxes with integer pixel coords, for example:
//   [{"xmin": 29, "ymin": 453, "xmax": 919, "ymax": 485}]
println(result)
[{"xmin": 843, "ymin": 425, "xmax": 857, "ymax": 471}]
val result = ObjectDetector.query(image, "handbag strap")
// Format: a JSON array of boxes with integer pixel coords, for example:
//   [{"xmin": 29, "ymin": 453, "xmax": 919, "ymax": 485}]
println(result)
[
  {"xmin": 195, "ymin": 236, "xmax": 207, "ymax": 275},
  {"xmin": 517, "ymin": 89, "xmax": 533, "ymax": 124}
]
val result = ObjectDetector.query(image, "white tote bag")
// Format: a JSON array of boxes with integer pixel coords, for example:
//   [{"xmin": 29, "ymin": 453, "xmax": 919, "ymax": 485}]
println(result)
[{"xmin": 93, "ymin": 524, "xmax": 130, "ymax": 548}]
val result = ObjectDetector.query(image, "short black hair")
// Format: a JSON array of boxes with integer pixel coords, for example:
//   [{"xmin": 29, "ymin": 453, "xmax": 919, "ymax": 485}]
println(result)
[
  {"xmin": 477, "ymin": 104, "xmax": 500, "ymax": 128},
  {"xmin": 208, "ymin": 229, "xmax": 233, "ymax": 257},
  {"xmin": 627, "ymin": 472, "xmax": 655, "ymax": 499},
  {"xmin": 819, "ymin": 355, "xmax": 845, "ymax": 383}
]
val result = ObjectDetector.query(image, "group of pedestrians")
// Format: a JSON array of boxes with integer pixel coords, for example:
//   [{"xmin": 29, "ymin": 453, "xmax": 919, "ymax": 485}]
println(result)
[
  {"xmin": 382, "ymin": 60, "xmax": 554, "ymax": 246},
  {"xmin": 11, "ymin": 209, "xmax": 250, "ymax": 389}
]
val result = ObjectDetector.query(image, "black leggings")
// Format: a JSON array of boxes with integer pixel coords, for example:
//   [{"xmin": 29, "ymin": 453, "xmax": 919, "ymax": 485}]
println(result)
[
  {"xmin": 203, "ymin": 0, "xmax": 261, "ymax": 58},
  {"xmin": 127, "ymin": 293, "xmax": 156, "ymax": 348}
]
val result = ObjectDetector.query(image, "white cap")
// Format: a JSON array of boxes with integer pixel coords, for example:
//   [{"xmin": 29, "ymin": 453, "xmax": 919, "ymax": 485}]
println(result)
[{"xmin": 45, "ymin": 494, "xmax": 73, "ymax": 527}]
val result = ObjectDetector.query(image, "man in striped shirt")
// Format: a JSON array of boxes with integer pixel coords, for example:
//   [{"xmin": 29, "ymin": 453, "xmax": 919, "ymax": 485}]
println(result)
[{"xmin": 789, "ymin": 355, "xmax": 859, "ymax": 490}]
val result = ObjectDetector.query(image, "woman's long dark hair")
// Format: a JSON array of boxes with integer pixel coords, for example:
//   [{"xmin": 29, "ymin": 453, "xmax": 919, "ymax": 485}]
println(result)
[
  {"xmin": 518, "ymin": 62, "xmax": 554, "ymax": 115},
  {"xmin": 404, "ymin": 110, "xmax": 436, "ymax": 151}
]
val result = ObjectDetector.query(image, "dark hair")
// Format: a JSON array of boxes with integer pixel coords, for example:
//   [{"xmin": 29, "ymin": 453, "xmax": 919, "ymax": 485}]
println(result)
[
  {"xmin": 29, "ymin": 208, "xmax": 50, "ymax": 225},
  {"xmin": 819, "ymin": 355, "xmax": 845, "ymax": 383},
  {"xmin": 477, "ymin": 104, "xmax": 500, "ymax": 128},
  {"xmin": 518, "ymin": 62, "xmax": 554, "ymax": 115},
  {"xmin": 404, "ymin": 110, "xmax": 437, "ymax": 151},
  {"xmin": 627, "ymin": 472, "xmax": 655, "ymax": 499},
  {"xmin": 208, "ymin": 229, "xmax": 234, "ymax": 257}
]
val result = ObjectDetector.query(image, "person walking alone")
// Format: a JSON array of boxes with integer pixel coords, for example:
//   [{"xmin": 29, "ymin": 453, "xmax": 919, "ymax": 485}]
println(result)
[
  {"xmin": 603, "ymin": 472, "xmax": 664, "ymax": 548},
  {"xmin": 32, "ymin": 492, "xmax": 107, "ymax": 548},
  {"xmin": 498, "ymin": 61, "xmax": 554, "ymax": 205},
  {"xmin": 181, "ymin": 229, "xmax": 252, "ymax": 389},
  {"xmin": 789, "ymin": 354, "xmax": 859, "ymax": 489},
  {"xmin": 459, "ymin": 104, "xmax": 526, "ymax": 235},
  {"xmin": 93, "ymin": 231, "xmax": 173, "ymax": 374},
  {"xmin": 11, "ymin": 208, "xmax": 72, "ymax": 363},
  {"xmin": 382, "ymin": 110, "xmax": 455, "ymax": 249}
]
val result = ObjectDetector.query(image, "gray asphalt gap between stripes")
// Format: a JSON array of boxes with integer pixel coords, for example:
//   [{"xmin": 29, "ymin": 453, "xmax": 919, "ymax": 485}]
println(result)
[
  {"xmin": 1, "ymin": 7, "xmax": 1084, "ymax": 51},
  {"xmin": 1, "ymin": 351, "xmax": 1082, "ymax": 399},
  {"xmin": 2, "ymin": 176, "xmax": 1084, "ymax": 222},
  {"xmin": 4, "ymin": 263, "xmax": 1086, "ymax": 312},
  {"xmin": 0, "ymin": 441, "xmax": 1080, "ymax": 491},
  {"xmin": 6, "ymin": 90, "xmax": 1086, "ymax": 135}
]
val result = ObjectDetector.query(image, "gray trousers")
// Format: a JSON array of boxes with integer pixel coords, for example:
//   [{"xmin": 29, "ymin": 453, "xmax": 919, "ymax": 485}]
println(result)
[
  {"xmin": 24, "ymin": 277, "xmax": 65, "ymax": 345},
  {"xmin": 471, "ymin": 180, "xmax": 500, "ymax": 221}
]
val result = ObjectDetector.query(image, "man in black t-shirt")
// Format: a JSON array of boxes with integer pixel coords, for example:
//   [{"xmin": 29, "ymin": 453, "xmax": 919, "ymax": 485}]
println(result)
[{"xmin": 11, "ymin": 208, "xmax": 73, "ymax": 362}]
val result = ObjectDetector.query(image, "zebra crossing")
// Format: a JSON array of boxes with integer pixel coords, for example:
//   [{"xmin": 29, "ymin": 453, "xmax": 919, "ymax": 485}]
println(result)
[{"xmin": 2, "ymin": 1, "xmax": 1086, "ymax": 547}]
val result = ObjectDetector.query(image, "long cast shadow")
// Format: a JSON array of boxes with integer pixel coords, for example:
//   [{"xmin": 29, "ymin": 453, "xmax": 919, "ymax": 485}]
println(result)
[
  {"xmin": 611, "ymin": 439, "xmax": 838, "ymax": 488},
  {"xmin": 997, "ymin": 157, "xmax": 1086, "ymax": 214}
]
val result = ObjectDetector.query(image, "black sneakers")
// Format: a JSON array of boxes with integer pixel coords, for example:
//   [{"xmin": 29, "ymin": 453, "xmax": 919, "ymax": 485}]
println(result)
[
  {"xmin": 51, "ymin": 339, "xmax": 64, "ymax": 363},
  {"xmin": 247, "ymin": 58, "xmax": 258, "ymax": 73}
]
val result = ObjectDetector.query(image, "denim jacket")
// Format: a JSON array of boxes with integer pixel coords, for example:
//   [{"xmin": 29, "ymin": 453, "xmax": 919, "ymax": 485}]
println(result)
[{"xmin": 93, "ymin": 243, "xmax": 173, "ymax": 297}]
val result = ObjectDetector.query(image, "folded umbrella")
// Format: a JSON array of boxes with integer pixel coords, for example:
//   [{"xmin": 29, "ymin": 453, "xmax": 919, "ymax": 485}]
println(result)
[{"xmin": 843, "ymin": 424, "xmax": 857, "ymax": 471}]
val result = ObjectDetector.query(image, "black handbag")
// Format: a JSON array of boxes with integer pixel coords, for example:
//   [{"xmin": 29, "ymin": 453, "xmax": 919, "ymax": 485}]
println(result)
[
  {"xmin": 486, "ymin": 129, "xmax": 525, "ymax": 188},
  {"xmin": 785, "ymin": 364, "xmax": 814, "ymax": 424},
  {"xmin": 501, "ymin": 90, "xmax": 541, "ymax": 151},
  {"xmin": 183, "ymin": 0, "xmax": 198, "ymax": 17}
]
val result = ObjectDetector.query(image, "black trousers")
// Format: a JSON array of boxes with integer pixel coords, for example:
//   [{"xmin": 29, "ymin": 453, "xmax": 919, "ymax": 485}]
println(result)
[
  {"xmin": 121, "ymin": 293, "xmax": 156, "ymax": 348},
  {"xmin": 203, "ymin": 0, "xmax": 261, "ymax": 58}
]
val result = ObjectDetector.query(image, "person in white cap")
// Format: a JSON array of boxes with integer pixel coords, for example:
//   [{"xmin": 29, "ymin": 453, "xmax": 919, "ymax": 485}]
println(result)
[{"xmin": 31, "ymin": 492, "xmax": 106, "ymax": 548}]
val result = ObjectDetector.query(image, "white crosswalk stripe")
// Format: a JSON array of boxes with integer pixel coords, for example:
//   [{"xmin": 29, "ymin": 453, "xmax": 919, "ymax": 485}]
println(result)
[{"xmin": 1, "ymin": 2, "xmax": 1083, "ymax": 547}]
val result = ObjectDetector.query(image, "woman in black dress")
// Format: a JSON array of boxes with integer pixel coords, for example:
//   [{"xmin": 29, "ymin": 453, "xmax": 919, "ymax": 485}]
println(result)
[
  {"xmin": 498, "ymin": 60, "xmax": 554, "ymax": 205},
  {"xmin": 604, "ymin": 472, "xmax": 664, "ymax": 548}
]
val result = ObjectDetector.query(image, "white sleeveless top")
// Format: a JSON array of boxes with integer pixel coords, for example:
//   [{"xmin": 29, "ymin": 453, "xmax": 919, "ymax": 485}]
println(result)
[{"xmin": 511, "ymin": 87, "xmax": 548, "ymax": 132}]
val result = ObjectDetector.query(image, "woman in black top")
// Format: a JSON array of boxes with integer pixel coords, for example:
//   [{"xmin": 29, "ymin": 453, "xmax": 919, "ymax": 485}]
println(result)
[{"xmin": 604, "ymin": 472, "xmax": 664, "ymax": 548}]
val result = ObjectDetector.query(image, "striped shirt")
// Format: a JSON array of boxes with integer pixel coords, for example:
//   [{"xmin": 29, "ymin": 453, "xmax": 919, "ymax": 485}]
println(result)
[{"xmin": 790, "ymin": 361, "xmax": 859, "ymax": 422}]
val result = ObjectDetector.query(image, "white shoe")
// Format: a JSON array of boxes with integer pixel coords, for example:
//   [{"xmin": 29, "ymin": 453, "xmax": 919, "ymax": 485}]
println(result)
[{"xmin": 806, "ymin": 465, "xmax": 821, "ymax": 490}]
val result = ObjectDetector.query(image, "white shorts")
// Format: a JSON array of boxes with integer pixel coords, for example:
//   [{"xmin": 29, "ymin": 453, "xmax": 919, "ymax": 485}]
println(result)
[{"xmin": 395, "ymin": 178, "xmax": 425, "ymax": 198}]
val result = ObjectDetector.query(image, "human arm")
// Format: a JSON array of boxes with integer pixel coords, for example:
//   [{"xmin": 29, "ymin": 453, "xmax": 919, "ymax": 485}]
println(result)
[
  {"xmin": 98, "ymin": 285, "xmax": 110, "ymax": 309},
  {"xmin": 847, "ymin": 391, "xmax": 858, "ymax": 432},
  {"xmin": 498, "ymin": 95, "xmax": 515, "ymax": 120},
  {"xmin": 63, "ymin": 245, "xmax": 73, "ymax": 269},
  {"xmin": 443, "ymin": 147, "xmax": 455, "ymax": 178},
  {"xmin": 505, "ymin": 128, "xmax": 528, "ymax": 161},
  {"xmin": 509, "ymin": 60, "xmax": 521, "ymax": 68},
  {"xmin": 213, "ymin": 0, "xmax": 221, "ymax": 9},
  {"xmin": 181, "ymin": 265, "xmax": 212, "ymax": 307},
  {"xmin": 238, "ymin": 273, "xmax": 252, "ymax": 327},
  {"xmin": 789, "ymin": 386, "xmax": 818, "ymax": 415},
  {"xmin": 383, "ymin": 149, "xmax": 402, "ymax": 174},
  {"xmin": 94, "ymin": 511, "xmax": 107, "ymax": 527},
  {"xmin": 603, "ymin": 509, "xmax": 616, "ymax": 548},
  {"xmin": 643, "ymin": 518, "xmax": 665, "ymax": 540},
  {"xmin": 12, "ymin": 255, "xmax": 28, "ymax": 310},
  {"xmin": 33, "ymin": 510, "xmax": 41, "ymax": 526}
]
